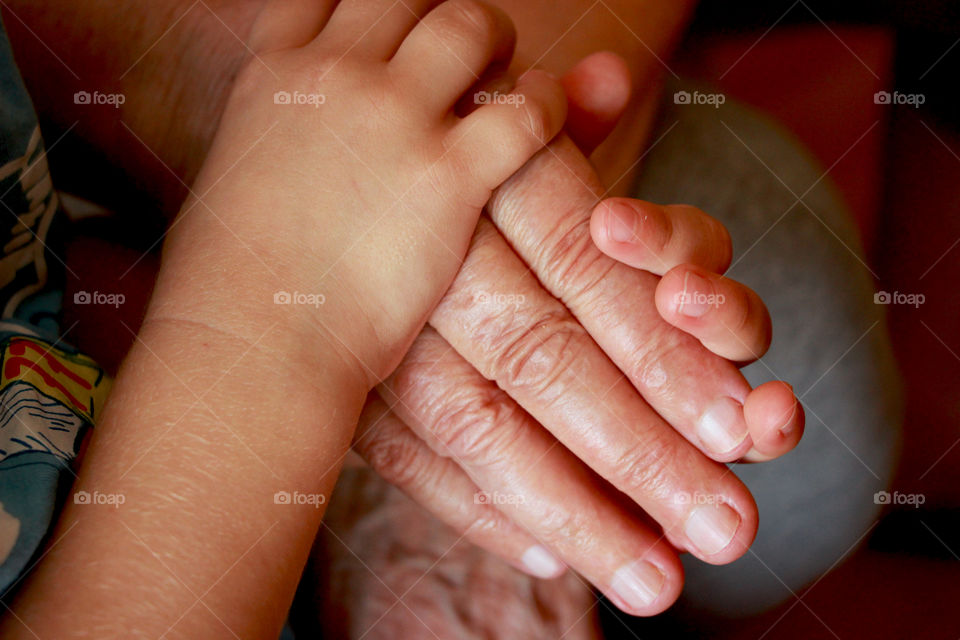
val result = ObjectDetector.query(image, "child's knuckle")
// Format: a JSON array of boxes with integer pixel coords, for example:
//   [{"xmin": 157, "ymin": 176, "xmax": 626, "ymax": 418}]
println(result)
[{"xmin": 518, "ymin": 97, "xmax": 553, "ymax": 146}]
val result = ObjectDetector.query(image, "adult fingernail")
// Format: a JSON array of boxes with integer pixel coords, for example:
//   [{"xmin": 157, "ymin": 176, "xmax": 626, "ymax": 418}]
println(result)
[
  {"xmin": 522, "ymin": 545, "xmax": 566, "ymax": 579},
  {"xmin": 676, "ymin": 271, "xmax": 716, "ymax": 317},
  {"xmin": 685, "ymin": 504, "xmax": 741, "ymax": 556},
  {"xmin": 606, "ymin": 201, "xmax": 637, "ymax": 244},
  {"xmin": 697, "ymin": 397, "xmax": 748, "ymax": 455},
  {"xmin": 611, "ymin": 560, "xmax": 664, "ymax": 609}
]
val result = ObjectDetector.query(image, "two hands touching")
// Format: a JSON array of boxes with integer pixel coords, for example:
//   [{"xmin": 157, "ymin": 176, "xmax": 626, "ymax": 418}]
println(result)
[
  {"xmin": 257, "ymin": 0, "xmax": 799, "ymax": 616},
  {"xmin": 350, "ymin": 56, "xmax": 804, "ymax": 614},
  {"xmin": 2, "ymin": 0, "xmax": 804, "ymax": 635},
  {"xmin": 197, "ymin": 0, "xmax": 803, "ymax": 616}
]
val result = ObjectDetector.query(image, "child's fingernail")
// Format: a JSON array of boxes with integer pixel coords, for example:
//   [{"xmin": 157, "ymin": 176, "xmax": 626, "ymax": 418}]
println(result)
[
  {"xmin": 676, "ymin": 271, "xmax": 716, "ymax": 317},
  {"xmin": 522, "ymin": 545, "xmax": 565, "ymax": 578},
  {"xmin": 685, "ymin": 503, "xmax": 741, "ymax": 556},
  {"xmin": 697, "ymin": 396, "xmax": 748, "ymax": 455},
  {"xmin": 611, "ymin": 560, "xmax": 664, "ymax": 609},
  {"xmin": 777, "ymin": 399, "xmax": 800, "ymax": 437},
  {"xmin": 606, "ymin": 201, "xmax": 637, "ymax": 243}
]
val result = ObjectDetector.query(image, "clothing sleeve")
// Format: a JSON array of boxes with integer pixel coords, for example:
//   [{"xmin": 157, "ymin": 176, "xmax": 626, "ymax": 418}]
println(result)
[{"xmin": 0, "ymin": 15, "xmax": 110, "ymax": 595}]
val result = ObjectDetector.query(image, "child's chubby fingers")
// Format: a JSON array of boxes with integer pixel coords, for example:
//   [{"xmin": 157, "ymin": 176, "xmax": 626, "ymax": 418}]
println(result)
[
  {"xmin": 655, "ymin": 265, "xmax": 772, "ymax": 364},
  {"xmin": 591, "ymin": 198, "xmax": 733, "ymax": 276},
  {"xmin": 321, "ymin": 0, "xmax": 443, "ymax": 59},
  {"xmin": 741, "ymin": 382, "xmax": 805, "ymax": 462},
  {"xmin": 390, "ymin": 0, "xmax": 517, "ymax": 111},
  {"xmin": 448, "ymin": 69, "xmax": 567, "ymax": 190}
]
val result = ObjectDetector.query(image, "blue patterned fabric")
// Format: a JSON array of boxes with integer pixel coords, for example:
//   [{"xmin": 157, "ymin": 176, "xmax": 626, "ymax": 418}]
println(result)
[{"xmin": 0, "ymin": 16, "xmax": 107, "ymax": 596}]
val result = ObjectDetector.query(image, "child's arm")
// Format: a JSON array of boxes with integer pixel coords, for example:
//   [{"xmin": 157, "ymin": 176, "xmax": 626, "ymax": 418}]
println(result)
[
  {"xmin": 0, "ymin": 302, "xmax": 367, "ymax": 638},
  {"xmin": 0, "ymin": 1, "xmax": 566, "ymax": 637},
  {"xmin": 3, "ymin": 0, "xmax": 801, "ymax": 622}
]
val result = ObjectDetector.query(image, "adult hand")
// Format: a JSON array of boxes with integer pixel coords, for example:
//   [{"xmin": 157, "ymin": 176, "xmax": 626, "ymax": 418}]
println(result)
[
  {"xmin": 4, "ymin": 0, "xmax": 799, "ymax": 616},
  {"xmin": 304, "ymin": 466, "xmax": 600, "ymax": 640},
  {"xmin": 350, "ymin": 52, "xmax": 803, "ymax": 616}
]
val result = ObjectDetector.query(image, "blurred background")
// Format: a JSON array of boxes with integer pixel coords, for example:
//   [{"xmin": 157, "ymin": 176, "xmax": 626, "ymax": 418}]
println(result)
[
  {"xmin": 35, "ymin": 1, "xmax": 958, "ymax": 637},
  {"xmin": 605, "ymin": 1, "xmax": 960, "ymax": 637}
]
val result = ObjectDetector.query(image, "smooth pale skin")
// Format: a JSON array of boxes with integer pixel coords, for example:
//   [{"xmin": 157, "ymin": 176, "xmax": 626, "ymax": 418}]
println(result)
[{"xmin": 0, "ymin": 1, "xmax": 569, "ymax": 637}]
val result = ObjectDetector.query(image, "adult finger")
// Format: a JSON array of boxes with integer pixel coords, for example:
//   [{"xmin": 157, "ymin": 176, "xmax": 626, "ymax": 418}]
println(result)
[
  {"xmin": 352, "ymin": 391, "xmax": 561, "ymax": 579},
  {"xmin": 486, "ymin": 134, "xmax": 798, "ymax": 463},
  {"xmin": 379, "ymin": 327, "xmax": 685, "ymax": 614},
  {"xmin": 429, "ymin": 218, "xmax": 759, "ymax": 564}
]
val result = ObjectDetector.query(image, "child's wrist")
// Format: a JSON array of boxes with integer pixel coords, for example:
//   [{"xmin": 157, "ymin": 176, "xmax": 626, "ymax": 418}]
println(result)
[{"xmin": 146, "ymin": 239, "xmax": 375, "ymax": 393}]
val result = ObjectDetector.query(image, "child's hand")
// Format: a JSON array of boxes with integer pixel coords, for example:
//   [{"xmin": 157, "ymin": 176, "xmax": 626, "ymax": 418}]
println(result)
[
  {"xmin": 155, "ymin": 0, "xmax": 566, "ymax": 382},
  {"xmin": 4, "ymin": 5, "xmax": 568, "ymax": 636},
  {"xmin": 590, "ymin": 198, "xmax": 802, "ymax": 460}
]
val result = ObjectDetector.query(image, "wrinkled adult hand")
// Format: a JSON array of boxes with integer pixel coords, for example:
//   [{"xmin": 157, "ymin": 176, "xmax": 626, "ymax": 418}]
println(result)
[
  {"xmin": 303, "ymin": 466, "xmax": 600, "ymax": 640},
  {"xmin": 349, "ymin": 52, "xmax": 803, "ymax": 616}
]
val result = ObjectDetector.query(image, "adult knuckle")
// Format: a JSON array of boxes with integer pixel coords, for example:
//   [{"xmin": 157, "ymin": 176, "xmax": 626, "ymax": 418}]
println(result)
[
  {"xmin": 610, "ymin": 436, "xmax": 680, "ymax": 501},
  {"xmin": 491, "ymin": 312, "xmax": 586, "ymax": 399},
  {"xmin": 540, "ymin": 219, "xmax": 616, "ymax": 300},
  {"xmin": 626, "ymin": 323, "xmax": 687, "ymax": 388},
  {"xmin": 469, "ymin": 507, "xmax": 516, "ymax": 537},
  {"xmin": 361, "ymin": 430, "xmax": 431, "ymax": 488},
  {"xmin": 532, "ymin": 504, "xmax": 583, "ymax": 545},
  {"xmin": 673, "ymin": 203, "xmax": 704, "ymax": 218},
  {"xmin": 388, "ymin": 344, "xmax": 447, "ymax": 401},
  {"xmin": 428, "ymin": 387, "xmax": 521, "ymax": 465}
]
